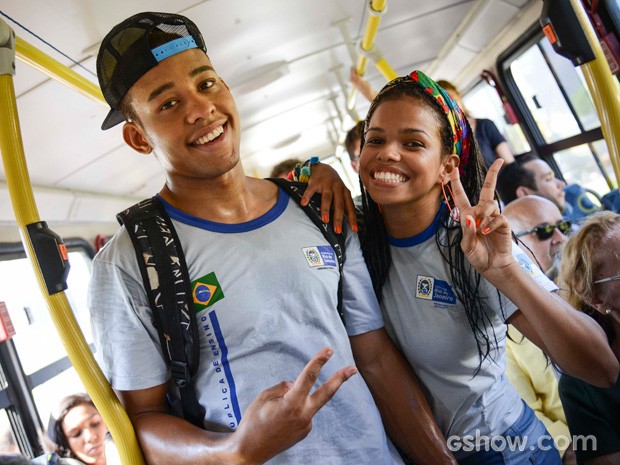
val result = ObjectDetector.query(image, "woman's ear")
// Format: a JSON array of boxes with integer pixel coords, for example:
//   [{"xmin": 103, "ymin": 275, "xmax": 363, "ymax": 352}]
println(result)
[
  {"xmin": 122, "ymin": 122, "xmax": 152, "ymax": 155},
  {"xmin": 439, "ymin": 154, "xmax": 461, "ymax": 182},
  {"xmin": 586, "ymin": 293, "xmax": 609, "ymax": 317}
]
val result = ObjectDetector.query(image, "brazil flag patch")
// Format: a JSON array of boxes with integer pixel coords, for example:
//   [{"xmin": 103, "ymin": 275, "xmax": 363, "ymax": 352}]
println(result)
[{"xmin": 191, "ymin": 272, "xmax": 224, "ymax": 312}]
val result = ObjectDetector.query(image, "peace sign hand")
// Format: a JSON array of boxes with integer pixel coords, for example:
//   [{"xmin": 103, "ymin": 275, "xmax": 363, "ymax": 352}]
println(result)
[
  {"xmin": 232, "ymin": 347, "xmax": 357, "ymax": 464},
  {"xmin": 448, "ymin": 159, "xmax": 514, "ymax": 275}
]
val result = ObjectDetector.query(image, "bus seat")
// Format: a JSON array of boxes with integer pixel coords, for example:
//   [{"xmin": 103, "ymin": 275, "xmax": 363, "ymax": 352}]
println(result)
[
  {"xmin": 601, "ymin": 188, "xmax": 620, "ymax": 213},
  {"xmin": 563, "ymin": 183, "xmax": 601, "ymax": 222}
]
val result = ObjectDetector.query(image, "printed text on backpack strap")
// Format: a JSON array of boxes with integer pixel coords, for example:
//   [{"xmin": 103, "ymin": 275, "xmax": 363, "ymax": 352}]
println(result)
[{"xmin": 117, "ymin": 196, "xmax": 204, "ymax": 428}]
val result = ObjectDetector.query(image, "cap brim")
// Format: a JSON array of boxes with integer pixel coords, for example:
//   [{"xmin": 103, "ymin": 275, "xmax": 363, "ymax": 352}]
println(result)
[{"xmin": 101, "ymin": 109, "xmax": 125, "ymax": 130}]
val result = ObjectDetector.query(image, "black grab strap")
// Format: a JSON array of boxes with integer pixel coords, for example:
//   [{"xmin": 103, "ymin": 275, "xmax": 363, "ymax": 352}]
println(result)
[
  {"xmin": 267, "ymin": 178, "xmax": 346, "ymax": 324},
  {"xmin": 117, "ymin": 197, "xmax": 204, "ymax": 428}
]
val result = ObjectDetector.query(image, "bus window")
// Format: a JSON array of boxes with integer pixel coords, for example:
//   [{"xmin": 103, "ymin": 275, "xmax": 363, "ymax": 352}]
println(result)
[
  {"xmin": 0, "ymin": 244, "xmax": 93, "ymax": 451},
  {"xmin": 554, "ymin": 142, "xmax": 615, "ymax": 194},
  {"xmin": 500, "ymin": 26, "xmax": 617, "ymax": 194},
  {"xmin": 463, "ymin": 81, "xmax": 531, "ymax": 155}
]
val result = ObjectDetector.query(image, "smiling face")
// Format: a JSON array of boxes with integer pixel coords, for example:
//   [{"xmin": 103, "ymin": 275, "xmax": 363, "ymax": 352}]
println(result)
[
  {"xmin": 122, "ymin": 49, "xmax": 242, "ymax": 184},
  {"xmin": 360, "ymin": 96, "xmax": 455, "ymax": 216},
  {"xmin": 62, "ymin": 403, "xmax": 107, "ymax": 465}
]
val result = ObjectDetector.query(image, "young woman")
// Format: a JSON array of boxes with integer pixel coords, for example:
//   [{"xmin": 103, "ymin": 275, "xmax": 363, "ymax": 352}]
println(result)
[
  {"xmin": 558, "ymin": 211, "xmax": 620, "ymax": 464},
  {"xmin": 46, "ymin": 394, "xmax": 117, "ymax": 465},
  {"xmin": 353, "ymin": 70, "xmax": 618, "ymax": 464}
]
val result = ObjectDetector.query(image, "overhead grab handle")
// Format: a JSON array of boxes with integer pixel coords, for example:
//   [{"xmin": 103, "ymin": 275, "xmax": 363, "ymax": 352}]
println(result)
[{"xmin": 0, "ymin": 18, "xmax": 16, "ymax": 75}]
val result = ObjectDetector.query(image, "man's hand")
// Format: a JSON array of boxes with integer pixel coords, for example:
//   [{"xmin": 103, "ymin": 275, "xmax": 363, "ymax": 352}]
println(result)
[
  {"xmin": 231, "ymin": 347, "xmax": 357, "ymax": 464},
  {"xmin": 303, "ymin": 163, "xmax": 358, "ymax": 233}
]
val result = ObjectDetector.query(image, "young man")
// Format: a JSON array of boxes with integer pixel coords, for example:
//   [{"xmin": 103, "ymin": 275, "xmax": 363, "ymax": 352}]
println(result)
[
  {"xmin": 89, "ymin": 12, "xmax": 455, "ymax": 465},
  {"xmin": 497, "ymin": 157, "xmax": 567, "ymax": 215},
  {"xmin": 344, "ymin": 120, "xmax": 364, "ymax": 173}
]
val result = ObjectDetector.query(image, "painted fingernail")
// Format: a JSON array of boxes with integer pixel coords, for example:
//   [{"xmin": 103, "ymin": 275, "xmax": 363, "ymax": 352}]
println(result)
[
  {"xmin": 475, "ymin": 217, "xmax": 482, "ymax": 228},
  {"xmin": 466, "ymin": 217, "xmax": 473, "ymax": 228},
  {"xmin": 322, "ymin": 214, "xmax": 329, "ymax": 223},
  {"xmin": 301, "ymin": 198, "xmax": 308, "ymax": 206},
  {"xmin": 335, "ymin": 226, "xmax": 342, "ymax": 234},
  {"xmin": 352, "ymin": 224, "xmax": 359, "ymax": 232},
  {"xmin": 482, "ymin": 227, "xmax": 491, "ymax": 234}
]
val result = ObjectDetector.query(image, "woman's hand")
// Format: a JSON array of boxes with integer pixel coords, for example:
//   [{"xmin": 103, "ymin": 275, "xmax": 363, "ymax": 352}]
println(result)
[
  {"xmin": 449, "ymin": 159, "xmax": 512, "ymax": 274},
  {"xmin": 303, "ymin": 163, "xmax": 358, "ymax": 233}
]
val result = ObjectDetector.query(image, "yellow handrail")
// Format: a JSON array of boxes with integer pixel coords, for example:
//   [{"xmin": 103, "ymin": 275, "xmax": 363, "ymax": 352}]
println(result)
[
  {"xmin": 1, "ymin": 24, "xmax": 144, "ymax": 465},
  {"xmin": 16, "ymin": 37, "xmax": 106, "ymax": 105},
  {"xmin": 569, "ymin": 0, "xmax": 620, "ymax": 186},
  {"xmin": 348, "ymin": 0, "xmax": 397, "ymax": 108}
]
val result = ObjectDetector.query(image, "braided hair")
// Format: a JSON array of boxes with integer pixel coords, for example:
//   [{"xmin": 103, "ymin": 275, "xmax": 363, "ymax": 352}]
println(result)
[{"xmin": 359, "ymin": 74, "xmax": 502, "ymax": 370}]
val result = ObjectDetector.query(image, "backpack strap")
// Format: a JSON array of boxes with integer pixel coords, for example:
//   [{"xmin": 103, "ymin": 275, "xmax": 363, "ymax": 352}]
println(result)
[
  {"xmin": 267, "ymin": 178, "xmax": 346, "ymax": 324},
  {"xmin": 117, "ymin": 196, "xmax": 204, "ymax": 428}
]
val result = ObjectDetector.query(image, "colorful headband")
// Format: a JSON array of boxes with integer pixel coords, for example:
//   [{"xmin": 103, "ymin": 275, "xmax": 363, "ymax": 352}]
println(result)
[{"xmin": 409, "ymin": 70, "xmax": 471, "ymax": 174}]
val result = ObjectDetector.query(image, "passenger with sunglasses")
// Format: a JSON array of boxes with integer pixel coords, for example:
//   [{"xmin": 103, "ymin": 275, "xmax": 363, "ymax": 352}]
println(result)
[
  {"xmin": 558, "ymin": 211, "xmax": 620, "ymax": 465},
  {"xmin": 504, "ymin": 196, "xmax": 576, "ymax": 464},
  {"xmin": 504, "ymin": 196, "xmax": 571, "ymax": 280}
]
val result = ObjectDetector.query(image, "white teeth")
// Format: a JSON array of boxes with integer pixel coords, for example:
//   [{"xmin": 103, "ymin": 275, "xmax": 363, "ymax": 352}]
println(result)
[
  {"xmin": 194, "ymin": 126, "xmax": 224, "ymax": 145},
  {"xmin": 373, "ymin": 171, "xmax": 407, "ymax": 183}
]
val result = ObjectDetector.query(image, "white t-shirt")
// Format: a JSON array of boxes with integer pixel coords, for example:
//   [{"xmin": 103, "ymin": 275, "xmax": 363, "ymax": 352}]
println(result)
[
  {"xmin": 380, "ymin": 208, "xmax": 557, "ymax": 454},
  {"xmin": 89, "ymin": 189, "xmax": 403, "ymax": 465}
]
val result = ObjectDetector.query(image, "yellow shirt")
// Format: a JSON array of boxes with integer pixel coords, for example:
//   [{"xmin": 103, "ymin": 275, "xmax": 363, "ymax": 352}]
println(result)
[{"xmin": 505, "ymin": 325, "xmax": 570, "ymax": 456}]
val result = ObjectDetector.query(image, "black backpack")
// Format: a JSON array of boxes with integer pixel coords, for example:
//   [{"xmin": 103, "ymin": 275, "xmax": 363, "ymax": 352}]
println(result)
[{"xmin": 116, "ymin": 178, "xmax": 346, "ymax": 428}]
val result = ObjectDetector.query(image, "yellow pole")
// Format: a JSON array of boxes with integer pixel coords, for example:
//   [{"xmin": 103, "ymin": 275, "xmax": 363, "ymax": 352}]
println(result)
[
  {"xmin": 375, "ymin": 57, "xmax": 398, "ymax": 81},
  {"xmin": 16, "ymin": 37, "xmax": 106, "ymax": 105},
  {"xmin": 355, "ymin": 0, "xmax": 387, "ymax": 75},
  {"xmin": 568, "ymin": 0, "xmax": 620, "ymax": 186},
  {"xmin": 0, "ymin": 25, "xmax": 144, "ymax": 465},
  {"xmin": 349, "ymin": 0, "xmax": 396, "ymax": 108}
]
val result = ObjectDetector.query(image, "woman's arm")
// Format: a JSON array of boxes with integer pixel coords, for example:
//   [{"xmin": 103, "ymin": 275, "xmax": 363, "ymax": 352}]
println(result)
[
  {"xmin": 497, "ymin": 265, "xmax": 617, "ymax": 387},
  {"xmin": 448, "ymin": 159, "xmax": 618, "ymax": 387},
  {"xmin": 351, "ymin": 329, "xmax": 457, "ymax": 465}
]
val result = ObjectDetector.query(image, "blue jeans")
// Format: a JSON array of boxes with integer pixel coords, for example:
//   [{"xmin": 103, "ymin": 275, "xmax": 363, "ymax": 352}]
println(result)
[{"xmin": 458, "ymin": 402, "xmax": 562, "ymax": 465}]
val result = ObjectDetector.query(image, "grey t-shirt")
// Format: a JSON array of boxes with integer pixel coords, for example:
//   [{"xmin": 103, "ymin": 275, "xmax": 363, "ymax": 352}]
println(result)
[
  {"xmin": 89, "ymin": 189, "xmax": 403, "ymax": 465},
  {"xmin": 380, "ymin": 212, "xmax": 557, "ymax": 454}
]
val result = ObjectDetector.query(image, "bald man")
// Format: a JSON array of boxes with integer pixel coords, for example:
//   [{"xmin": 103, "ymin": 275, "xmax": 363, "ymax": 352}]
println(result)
[
  {"xmin": 504, "ymin": 195, "xmax": 570, "ymax": 279},
  {"xmin": 503, "ymin": 195, "xmax": 576, "ymax": 463}
]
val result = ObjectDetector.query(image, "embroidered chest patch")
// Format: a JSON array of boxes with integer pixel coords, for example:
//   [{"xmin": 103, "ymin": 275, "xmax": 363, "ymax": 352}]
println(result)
[
  {"xmin": 302, "ymin": 246, "xmax": 337, "ymax": 268},
  {"xmin": 415, "ymin": 274, "xmax": 457, "ymax": 307}
]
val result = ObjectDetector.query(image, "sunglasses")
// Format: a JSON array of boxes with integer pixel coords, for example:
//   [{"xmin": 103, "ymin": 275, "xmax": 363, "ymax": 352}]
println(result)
[
  {"xmin": 515, "ymin": 220, "xmax": 572, "ymax": 241},
  {"xmin": 594, "ymin": 274, "xmax": 620, "ymax": 284}
]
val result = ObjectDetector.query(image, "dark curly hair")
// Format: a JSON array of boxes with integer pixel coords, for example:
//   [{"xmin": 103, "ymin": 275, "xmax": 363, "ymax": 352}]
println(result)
[{"xmin": 358, "ymin": 75, "xmax": 504, "ymax": 371}]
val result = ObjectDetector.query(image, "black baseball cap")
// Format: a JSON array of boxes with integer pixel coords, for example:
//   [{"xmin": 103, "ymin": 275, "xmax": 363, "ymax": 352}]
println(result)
[{"xmin": 97, "ymin": 12, "xmax": 207, "ymax": 130}]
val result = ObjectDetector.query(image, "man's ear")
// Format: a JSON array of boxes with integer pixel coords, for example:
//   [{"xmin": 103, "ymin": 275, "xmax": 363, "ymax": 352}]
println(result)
[
  {"xmin": 515, "ymin": 186, "xmax": 531, "ymax": 198},
  {"xmin": 439, "ymin": 154, "xmax": 460, "ymax": 183},
  {"xmin": 122, "ymin": 122, "xmax": 152, "ymax": 155}
]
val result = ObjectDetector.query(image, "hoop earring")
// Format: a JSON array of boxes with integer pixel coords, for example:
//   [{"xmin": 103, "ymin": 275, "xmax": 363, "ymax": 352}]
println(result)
[
  {"xmin": 377, "ymin": 203, "xmax": 382, "ymax": 214},
  {"xmin": 441, "ymin": 181, "xmax": 460, "ymax": 222}
]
